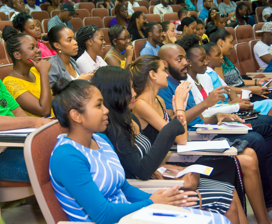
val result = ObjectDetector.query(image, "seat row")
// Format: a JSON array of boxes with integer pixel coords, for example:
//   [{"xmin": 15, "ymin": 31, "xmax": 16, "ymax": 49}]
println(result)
[{"xmin": 225, "ymin": 23, "xmax": 264, "ymax": 45}]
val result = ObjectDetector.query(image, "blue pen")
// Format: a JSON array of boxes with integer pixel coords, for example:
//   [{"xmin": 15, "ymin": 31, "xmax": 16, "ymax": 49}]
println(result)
[
  {"xmin": 120, "ymin": 50, "xmax": 126, "ymax": 55},
  {"xmin": 152, "ymin": 213, "xmax": 187, "ymax": 218}
]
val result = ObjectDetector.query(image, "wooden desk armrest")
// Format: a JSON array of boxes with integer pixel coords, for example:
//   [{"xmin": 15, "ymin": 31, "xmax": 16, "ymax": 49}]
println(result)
[
  {"xmin": 127, "ymin": 179, "xmax": 184, "ymax": 188},
  {"xmin": 246, "ymin": 72, "xmax": 272, "ymax": 78}
]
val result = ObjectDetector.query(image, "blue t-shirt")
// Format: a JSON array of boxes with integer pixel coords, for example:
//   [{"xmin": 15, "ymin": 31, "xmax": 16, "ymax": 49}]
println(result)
[
  {"xmin": 199, "ymin": 8, "xmax": 209, "ymax": 22},
  {"xmin": 197, "ymin": 0, "xmax": 218, "ymax": 12},
  {"xmin": 158, "ymin": 76, "xmax": 205, "ymax": 130},
  {"xmin": 205, "ymin": 69, "xmax": 229, "ymax": 104},
  {"xmin": 140, "ymin": 41, "xmax": 160, "ymax": 56}
]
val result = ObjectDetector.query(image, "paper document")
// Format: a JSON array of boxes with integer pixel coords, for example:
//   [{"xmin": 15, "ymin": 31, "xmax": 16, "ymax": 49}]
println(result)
[
  {"xmin": 0, "ymin": 128, "xmax": 36, "ymax": 134},
  {"xmin": 177, "ymin": 140, "xmax": 230, "ymax": 153},
  {"xmin": 193, "ymin": 122, "xmax": 252, "ymax": 130},
  {"xmin": 157, "ymin": 164, "xmax": 213, "ymax": 179},
  {"xmin": 132, "ymin": 208, "xmax": 212, "ymax": 224}
]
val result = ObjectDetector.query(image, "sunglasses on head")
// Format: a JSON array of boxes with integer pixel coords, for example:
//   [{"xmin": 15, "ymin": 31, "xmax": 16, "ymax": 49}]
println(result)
[{"xmin": 219, "ymin": 13, "xmax": 228, "ymax": 17}]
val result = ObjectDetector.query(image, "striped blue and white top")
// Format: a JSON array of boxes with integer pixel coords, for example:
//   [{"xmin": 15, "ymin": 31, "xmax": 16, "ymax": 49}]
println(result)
[{"xmin": 49, "ymin": 133, "xmax": 138, "ymax": 222}]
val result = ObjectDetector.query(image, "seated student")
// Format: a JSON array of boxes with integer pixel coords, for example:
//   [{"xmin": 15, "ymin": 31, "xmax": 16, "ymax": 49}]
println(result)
[
  {"xmin": 130, "ymin": 53, "xmax": 272, "ymax": 224},
  {"xmin": 140, "ymin": 22, "xmax": 163, "ymax": 56},
  {"xmin": 157, "ymin": 43, "xmax": 272, "ymax": 221},
  {"xmin": 205, "ymin": 7, "xmax": 219, "ymax": 28},
  {"xmin": 178, "ymin": 34, "xmax": 272, "ymax": 117},
  {"xmin": 161, "ymin": 21, "xmax": 177, "ymax": 46},
  {"xmin": 99, "ymin": 0, "xmax": 114, "ymax": 16},
  {"xmin": 199, "ymin": 0, "xmax": 213, "ymax": 22},
  {"xmin": 110, "ymin": 4, "xmax": 129, "ymax": 27},
  {"xmin": 195, "ymin": 19, "xmax": 209, "ymax": 44},
  {"xmin": 210, "ymin": 28, "xmax": 272, "ymax": 102},
  {"xmin": 2, "ymin": 26, "xmax": 53, "ymax": 117},
  {"xmin": 197, "ymin": 0, "xmax": 217, "ymax": 12},
  {"xmin": 177, "ymin": 17, "xmax": 197, "ymax": 38},
  {"xmin": 26, "ymin": 0, "xmax": 42, "ymax": 12},
  {"xmin": 10, "ymin": 0, "xmax": 29, "ymax": 21},
  {"xmin": 206, "ymin": 12, "xmax": 228, "ymax": 36},
  {"xmin": 235, "ymin": 2, "xmax": 255, "ymax": 26},
  {"xmin": 47, "ymin": 3, "xmax": 77, "ymax": 32},
  {"xmin": 153, "ymin": 0, "xmax": 173, "ymax": 20},
  {"xmin": 252, "ymin": 0, "xmax": 267, "ymax": 16},
  {"xmin": 92, "ymin": 65, "xmax": 247, "ymax": 224},
  {"xmin": 173, "ymin": 7, "xmax": 190, "ymax": 31},
  {"xmin": 117, "ymin": 0, "xmax": 138, "ymax": 16},
  {"xmin": 254, "ymin": 22, "xmax": 272, "ymax": 69},
  {"xmin": 75, "ymin": 25, "xmax": 107, "ymax": 74},
  {"xmin": 219, "ymin": 0, "xmax": 236, "ymax": 17},
  {"xmin": 47, "ymin": 25, "xmax": 93, "ymax": 87},
  {"xmin": 104, "ymin": 25, "xmax": 134, "ymax": 68},
  {"xmin": 49, "ymin": 77, "xmax": 232, "ymax": 223},
  {"xmin": 47, "ymin": 0, "xmax": 61, "ymax": 15},
  {"xmin": 0, "ymin": 0, "xmax": 15, "ymax": 16},
  {"xmin": 127, "ymin": 11, "xmax": 147, "ymax": 41},
  {"xmin": 12, "ymin": 12, "xmax": 56, "ymax": 58},
  {"xmin": 262, "ymin": 0, "xmax": 272, "ymax": 22}
]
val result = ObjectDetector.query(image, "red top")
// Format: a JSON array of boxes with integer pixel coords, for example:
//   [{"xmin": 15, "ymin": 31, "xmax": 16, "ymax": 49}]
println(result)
[{"xmin": 200, "ymin": 86, "xmax": 207, "ymax": 100}]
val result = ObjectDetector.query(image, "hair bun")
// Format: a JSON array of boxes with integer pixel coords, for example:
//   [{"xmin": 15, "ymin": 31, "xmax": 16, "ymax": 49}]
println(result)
[
  {"xmin": 2, "ymin": 25, "xmax": 18, "ymax": 42},
  {"xmin": 52, "ymin": 78, "xmax": 71, "ymax": 96}
]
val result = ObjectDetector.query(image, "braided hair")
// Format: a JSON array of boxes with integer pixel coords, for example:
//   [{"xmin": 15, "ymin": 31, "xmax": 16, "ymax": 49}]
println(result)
[
  {"xmin": 75, "ymin": 25, "xmax": 100, "ymax": 60},
  {"xmin": 2, "ymin": 25, "xmax": 28, "ymax": 64}
]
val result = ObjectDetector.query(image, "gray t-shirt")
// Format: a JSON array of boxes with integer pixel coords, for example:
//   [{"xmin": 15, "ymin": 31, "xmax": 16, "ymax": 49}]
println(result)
[{"xmin": 218, "ymin": 1, "xmax": 236, "ymax": 14}]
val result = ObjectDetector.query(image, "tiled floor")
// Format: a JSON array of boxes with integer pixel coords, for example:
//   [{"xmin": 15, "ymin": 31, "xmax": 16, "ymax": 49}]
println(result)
[{"xmin": 1, "ymin": 196, "xmax": 258, "ymax": 224}]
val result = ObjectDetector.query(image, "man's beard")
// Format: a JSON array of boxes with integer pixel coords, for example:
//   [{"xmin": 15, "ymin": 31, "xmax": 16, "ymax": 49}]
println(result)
[{"xmin": 168, "ymin": 63, "xmax": 188, "ymax": 81}]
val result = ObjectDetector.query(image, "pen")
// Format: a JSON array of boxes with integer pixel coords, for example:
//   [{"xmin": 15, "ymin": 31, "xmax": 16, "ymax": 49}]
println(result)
[
  {"xmin": 152, "ymin": 213, "xmax": 187, "ymax": 218},
  {"xmin": 120, "ymin": 50, "xmax": 126, "ymax": 55}
]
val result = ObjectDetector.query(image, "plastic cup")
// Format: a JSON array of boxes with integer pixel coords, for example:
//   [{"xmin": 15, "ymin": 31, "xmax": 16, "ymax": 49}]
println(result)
[{"xmin": 240, "ymin": 89, "xmax": 252, "ymax": 99}]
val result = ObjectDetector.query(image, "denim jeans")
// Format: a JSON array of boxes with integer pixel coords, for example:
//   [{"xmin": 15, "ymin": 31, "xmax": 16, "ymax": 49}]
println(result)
[
  {"xmin": 0, "ymin": 147, "xmax": 30, "ymax": 182},
  {"xmin": 217, "ymin": 115, "xmax": 272, "ymax": 208}
]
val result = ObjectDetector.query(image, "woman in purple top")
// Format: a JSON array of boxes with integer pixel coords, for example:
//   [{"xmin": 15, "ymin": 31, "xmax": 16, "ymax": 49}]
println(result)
[{"xmin": 110, "ymin": 3, "xmax": 129, "ymax": 27}]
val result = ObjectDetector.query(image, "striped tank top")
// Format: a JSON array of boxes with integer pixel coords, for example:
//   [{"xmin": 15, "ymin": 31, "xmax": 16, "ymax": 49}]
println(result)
[{"xmin": 49, "ymin": 133, "xmax": 129, "ymax": 222}]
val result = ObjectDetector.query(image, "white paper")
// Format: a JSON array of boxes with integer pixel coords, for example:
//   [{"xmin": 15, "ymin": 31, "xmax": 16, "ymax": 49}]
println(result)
[
  {"xmin": 0, "ymin": 128, "xmax": 36, "ymax": 134},
  {"xmin": 132, "ymin": 208, "xmax": 212, "ymax": 224},
  {"xmin": 193, "ymin": 122, "xmax": 252, "ymax": 130},
  {"xmin": 157, "ymin": 165, "xmax": 213, "ymax": 178},
  {"xmin": 176, "ymin": 165, "xmax": 213, "ymax": 177},
  {"xmin": 177, "ymin": 140, "xmax": 230, "ymax": 153}
]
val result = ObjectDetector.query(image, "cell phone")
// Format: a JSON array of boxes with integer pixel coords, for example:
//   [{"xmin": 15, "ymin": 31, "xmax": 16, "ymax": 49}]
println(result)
[
  {"xmin": 88, "ymin": 66, "xmax": 101, "ymax": 74},
  {"xmin": 42, "ymin": 35, "xmax": 48, "ymax": 41},
  {"xmin": 261, "ymin": 79, "xmax": 272, "ymax": 87}
]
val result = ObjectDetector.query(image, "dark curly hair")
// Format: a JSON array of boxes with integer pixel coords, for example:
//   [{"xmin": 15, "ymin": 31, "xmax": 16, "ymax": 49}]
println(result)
[
  {"xmin": 175, "ymin": 33, "xmax": 201, "ymax": 59},
  {"xmin": 12, "ymin": 12, "xmax": 33, "ymax": 32}
]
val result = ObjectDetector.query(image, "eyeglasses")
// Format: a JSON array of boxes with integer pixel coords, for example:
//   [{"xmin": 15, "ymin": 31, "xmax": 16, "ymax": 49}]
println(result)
[
  {"xmin": 116, "ymin": 35, "xmax": 132, "ymax": 41},
  {"xmin": 0, "ymin": 99, "xmax": 7, "ymax": 108}
]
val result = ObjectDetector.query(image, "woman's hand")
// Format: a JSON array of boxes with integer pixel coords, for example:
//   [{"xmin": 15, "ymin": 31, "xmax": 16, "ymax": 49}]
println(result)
[
  {"xmin": 239, "ymin": 101, "xmax": 254, "ymax": 111},
  {"xmin": 30, "ymin": 59, "xmax": 51, "ymax": 74},
  {"xmin": 149, "ymin": 184, "xmax": 198, "ymax": 207},
  {"xmin": 172, "ymin": 95, "xmax": 186, "ymax": 125},
  {"xmin": 258, "ymin": 78, "xmax": 271, "ymax": 86},
  {"xmin": 216, "ymin": 113, "xmax": 245, "ymax": 125},
  {"xmin": 126, "ymin": 44, "xmax": 134, "ymax": 58},
  {"xmin": 250, "ymin": 86, "xmax": 270, "ymax": 98},
  {"xmin": 167, "ymin": 32, "xmax": 177, "ymax": 43},
  {"xmin": 78, "ymin": 72, "xmax": 95, "ymax": 81}
]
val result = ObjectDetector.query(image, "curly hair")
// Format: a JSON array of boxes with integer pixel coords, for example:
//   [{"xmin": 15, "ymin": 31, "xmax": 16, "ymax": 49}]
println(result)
[
  {"xmin": 12, "ymin": 12, "xmax": 33, "ymax": 32},
  {"xmin": 175, "ymin": 33, "xmax": 201, "ymax": 59}
]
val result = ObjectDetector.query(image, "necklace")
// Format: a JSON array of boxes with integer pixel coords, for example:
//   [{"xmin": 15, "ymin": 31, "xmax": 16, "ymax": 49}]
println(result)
[
  {"xmin": 12, "ymin": 69, "xmax": 33, "ymax": 82},
  {"xmin": 194, "ymin": 79, "xmax": 201, "ymax": 86}
]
